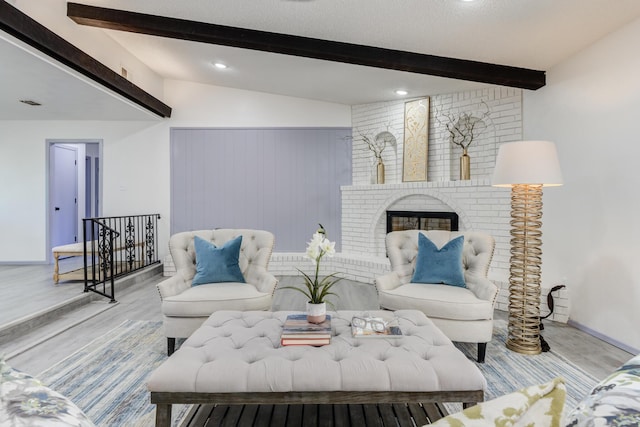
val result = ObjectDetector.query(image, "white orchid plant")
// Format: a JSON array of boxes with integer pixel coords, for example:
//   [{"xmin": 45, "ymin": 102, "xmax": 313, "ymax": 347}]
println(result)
[{"xmin": 280, "ymin": 224, "xmax": 341, "ymax": 305}]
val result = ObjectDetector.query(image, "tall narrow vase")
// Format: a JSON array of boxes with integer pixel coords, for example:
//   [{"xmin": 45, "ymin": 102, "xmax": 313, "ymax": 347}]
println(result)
[
  {"xmin": 306, "ymin": 302, "xmax": 327, "ymax": 324},
  {"xmin": 376, "ymin": 158, "xmax": 385, "ymax": 184},
  {"xmin": 460, "ymin": 149, "xmax": 471, "ymax": 180}
]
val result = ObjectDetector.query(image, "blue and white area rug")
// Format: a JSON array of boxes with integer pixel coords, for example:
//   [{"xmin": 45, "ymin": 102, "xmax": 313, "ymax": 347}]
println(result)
[
  {"xmin": 38, "ymin": 320, "xmax": 189, "ymax": 427},
  {"xmin": 37, "ymin": 318, "xmax": 599, "ymax": 424},
  {"xmin": 449, "ymin": 319, "xmax": 599, "ymax": 413}
]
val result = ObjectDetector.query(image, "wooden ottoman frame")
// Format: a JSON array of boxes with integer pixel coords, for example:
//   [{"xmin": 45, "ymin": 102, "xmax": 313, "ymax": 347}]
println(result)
[{"xmin": 151, "ymin": 390, "xmax": 482, "ymax": 427}]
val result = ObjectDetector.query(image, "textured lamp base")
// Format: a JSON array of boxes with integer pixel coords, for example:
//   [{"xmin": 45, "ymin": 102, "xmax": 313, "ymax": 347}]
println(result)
[{"xmin": 506, "ymin": 184, "xmax": 543, "ymax": 355}]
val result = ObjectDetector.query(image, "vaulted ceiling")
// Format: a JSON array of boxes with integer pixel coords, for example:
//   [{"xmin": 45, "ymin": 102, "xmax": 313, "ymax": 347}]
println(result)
[{"xmin": 3, "ymin": 0, "xmax": 640, "ymax": 119}]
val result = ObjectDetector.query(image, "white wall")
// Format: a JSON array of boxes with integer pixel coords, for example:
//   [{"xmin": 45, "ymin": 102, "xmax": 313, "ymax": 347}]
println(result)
[
  {"xmin": 524, "ymin": 17, "xmax": 640, "ymax": 352},
  {"xmin": 0, "ymin": 80, "xmax": 351, "ymax": 263},
  {"xmin": 165, "ymin": 80, "xmax": 351, "ymax": 126}
]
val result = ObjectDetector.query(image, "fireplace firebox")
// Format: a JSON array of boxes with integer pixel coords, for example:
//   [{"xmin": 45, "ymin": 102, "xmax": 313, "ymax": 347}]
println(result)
[{"xmin": 386, "ymin": 211, "xmax": 459, "ymax": 233}]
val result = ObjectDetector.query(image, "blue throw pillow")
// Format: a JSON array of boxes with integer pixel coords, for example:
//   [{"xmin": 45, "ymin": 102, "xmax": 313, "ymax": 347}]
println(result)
[
  {"xmin": 192, "ymin": 235, "xmax": 246, "ymax": 286},
  {"xmin": 411, "ymin": 234, "xmax": 466, "ymax": 288}
]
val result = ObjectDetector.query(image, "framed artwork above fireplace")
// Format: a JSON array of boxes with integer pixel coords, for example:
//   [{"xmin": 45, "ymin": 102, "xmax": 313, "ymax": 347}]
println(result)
[{"xmin": 402, "ymin": 98, "xmax": 430, "ymax": 182}]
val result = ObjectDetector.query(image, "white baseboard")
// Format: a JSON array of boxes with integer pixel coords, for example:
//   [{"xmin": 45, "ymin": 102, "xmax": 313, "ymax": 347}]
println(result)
[{"xmin": 567, "ymin": 319, "xmax": 639, "ymax": 355}]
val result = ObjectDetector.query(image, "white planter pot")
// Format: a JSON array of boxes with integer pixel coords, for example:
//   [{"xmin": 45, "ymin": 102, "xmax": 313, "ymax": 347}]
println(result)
[{"xmin": 306, "ymin": 301, "xmax": 327, "ymax": 324}]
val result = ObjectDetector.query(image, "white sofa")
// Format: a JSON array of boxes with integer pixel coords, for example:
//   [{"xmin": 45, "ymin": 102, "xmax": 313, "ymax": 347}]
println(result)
[
  {"xmin": 156, "ymin": 229, "xmax": 277, "ymax": 355},
  {"xmin": 376, "ymin": 230, "xmax": 498, "ymax": 362}
]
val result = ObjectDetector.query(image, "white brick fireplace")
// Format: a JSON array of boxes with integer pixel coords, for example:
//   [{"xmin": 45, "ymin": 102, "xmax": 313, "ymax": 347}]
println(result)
[{"xmin": 332, "ymin": 88, "xmax": 519, "ymax": 310}]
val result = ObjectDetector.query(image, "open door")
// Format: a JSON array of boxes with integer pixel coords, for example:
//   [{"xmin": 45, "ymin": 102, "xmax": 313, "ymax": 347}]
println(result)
[{"xmin": 50, "ymin": 144, "xmax": 78, "ymax": 248}]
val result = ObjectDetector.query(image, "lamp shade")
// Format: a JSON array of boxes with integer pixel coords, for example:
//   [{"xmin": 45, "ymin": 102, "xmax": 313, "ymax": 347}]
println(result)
[{"xmin": 492, "ymin": 140, "xmax": 563, "ymax": 187}]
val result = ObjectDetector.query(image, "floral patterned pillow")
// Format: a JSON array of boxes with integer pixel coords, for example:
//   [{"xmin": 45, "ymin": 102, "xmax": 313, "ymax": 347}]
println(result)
[
  {"xmin": 0, "ymin": 358, "xmax": 95, "ymax": 427},
  {"xmin": 565, "ymin": 354, "xmax": 640, "ymax": 427},
  {"xmin": 429, "ymin": 377, "xmax": 566, "ymax": 427}
]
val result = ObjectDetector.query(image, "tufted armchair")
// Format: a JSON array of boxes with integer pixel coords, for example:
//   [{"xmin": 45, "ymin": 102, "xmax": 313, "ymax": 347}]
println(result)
[
  {"xmin": 156, "ymin": 229, "xmax": 277, "ymax": 355},
  {"xmin": 376, "ymin": 230, "xmax": 497, "ymax": 362}
]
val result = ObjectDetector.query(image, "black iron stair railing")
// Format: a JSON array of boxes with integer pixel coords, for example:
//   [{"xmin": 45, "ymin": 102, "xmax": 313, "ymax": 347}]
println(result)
[{"xmin": 82, "ymin": 214, "xmax": 161, "ymax": 302}]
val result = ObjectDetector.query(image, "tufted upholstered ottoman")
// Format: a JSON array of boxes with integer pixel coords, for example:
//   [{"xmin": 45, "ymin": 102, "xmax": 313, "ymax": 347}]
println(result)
[{"xmin": 147, "ymin": 310, "xmax": 485, "ymax": 427}]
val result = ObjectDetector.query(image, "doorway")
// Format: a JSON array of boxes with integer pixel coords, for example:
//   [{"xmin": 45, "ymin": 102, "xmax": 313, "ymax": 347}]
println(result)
[{"xmin": 48, "ymin": 140, "xmax": 102, "ymax": 261}]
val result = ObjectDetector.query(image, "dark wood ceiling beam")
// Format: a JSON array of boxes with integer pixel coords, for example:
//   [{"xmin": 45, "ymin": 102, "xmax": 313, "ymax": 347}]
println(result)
[
  {"xmin": 67, "ymin": 2, "xmax": 545, "ymax": 90},
  {"xmin": 0, "ymin": 2, "xmax": 172, "ymax": 118}
]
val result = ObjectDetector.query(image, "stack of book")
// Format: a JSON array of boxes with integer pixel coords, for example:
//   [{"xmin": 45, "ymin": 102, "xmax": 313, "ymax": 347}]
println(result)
[{"xmin": 280, "ymin": 314, "xmax": 332, "ymax": 346}]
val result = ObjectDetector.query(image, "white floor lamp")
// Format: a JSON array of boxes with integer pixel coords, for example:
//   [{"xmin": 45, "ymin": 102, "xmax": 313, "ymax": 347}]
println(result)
[{"xmin": 492, "ymin": 140, "xmax": 563, "ymax": 355}]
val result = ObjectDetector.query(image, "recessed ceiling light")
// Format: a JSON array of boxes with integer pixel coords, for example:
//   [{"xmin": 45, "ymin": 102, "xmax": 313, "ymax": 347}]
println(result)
[
  {"xmin": 213, "ymin": 62, "xmax": 228, "ymax": 69},
  {"xmin": 395, "ymin": 90, "xmax": 408, "ymax": 96}
]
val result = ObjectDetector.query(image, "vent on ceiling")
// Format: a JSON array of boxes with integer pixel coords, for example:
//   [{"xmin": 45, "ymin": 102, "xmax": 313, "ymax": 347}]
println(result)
[{"xmin": 19, "ymin": 99, "xmax": 42, "ymax": 106}]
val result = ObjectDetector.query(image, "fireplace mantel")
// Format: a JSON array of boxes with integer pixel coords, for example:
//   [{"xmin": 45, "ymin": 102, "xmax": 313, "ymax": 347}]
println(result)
[{"xmin": 341, "ymin": 178, "xmax": 492, "ymax": 192}]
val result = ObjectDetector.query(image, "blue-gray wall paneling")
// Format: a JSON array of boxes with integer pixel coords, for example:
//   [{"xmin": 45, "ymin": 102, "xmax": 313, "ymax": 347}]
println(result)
[{"xmin": 170, "ymin": 128, "xmax": 352, "ymax": 251}]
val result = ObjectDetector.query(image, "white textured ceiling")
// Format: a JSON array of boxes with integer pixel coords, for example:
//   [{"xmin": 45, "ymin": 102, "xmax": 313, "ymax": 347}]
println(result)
[
  {"xmin": 3, "ymin": 0, "xmax": 640, "ymax": 118},
  {"xmin": 83, "ymin": 0, "xmax": 640, "ymax": 70},
  {"xmin": 0, "ymin": 33, "xmax": 161, "ymax": 121}
]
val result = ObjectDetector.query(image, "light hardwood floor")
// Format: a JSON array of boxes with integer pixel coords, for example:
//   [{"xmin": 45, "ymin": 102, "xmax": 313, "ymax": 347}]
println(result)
[
  {"xmin": 0, "ymin": 258, "xmax": 88, "ymax": 325},
  {"xmin": 0, "ymin": 265, "xmax": 634, "ymax": 381}
]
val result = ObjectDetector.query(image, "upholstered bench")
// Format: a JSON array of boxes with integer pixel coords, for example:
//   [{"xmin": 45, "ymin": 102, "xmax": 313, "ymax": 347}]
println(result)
[
  {"xmin": 52, "ymin": 241, "xmax": 89, "ymax": 283},
  {"xmin": 147, "ymin": 310, "xmax": 486, "ymax": 427},
  {"xmin": 52, "ymin": 240, "xmax": 145, "ymax": 283}
]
